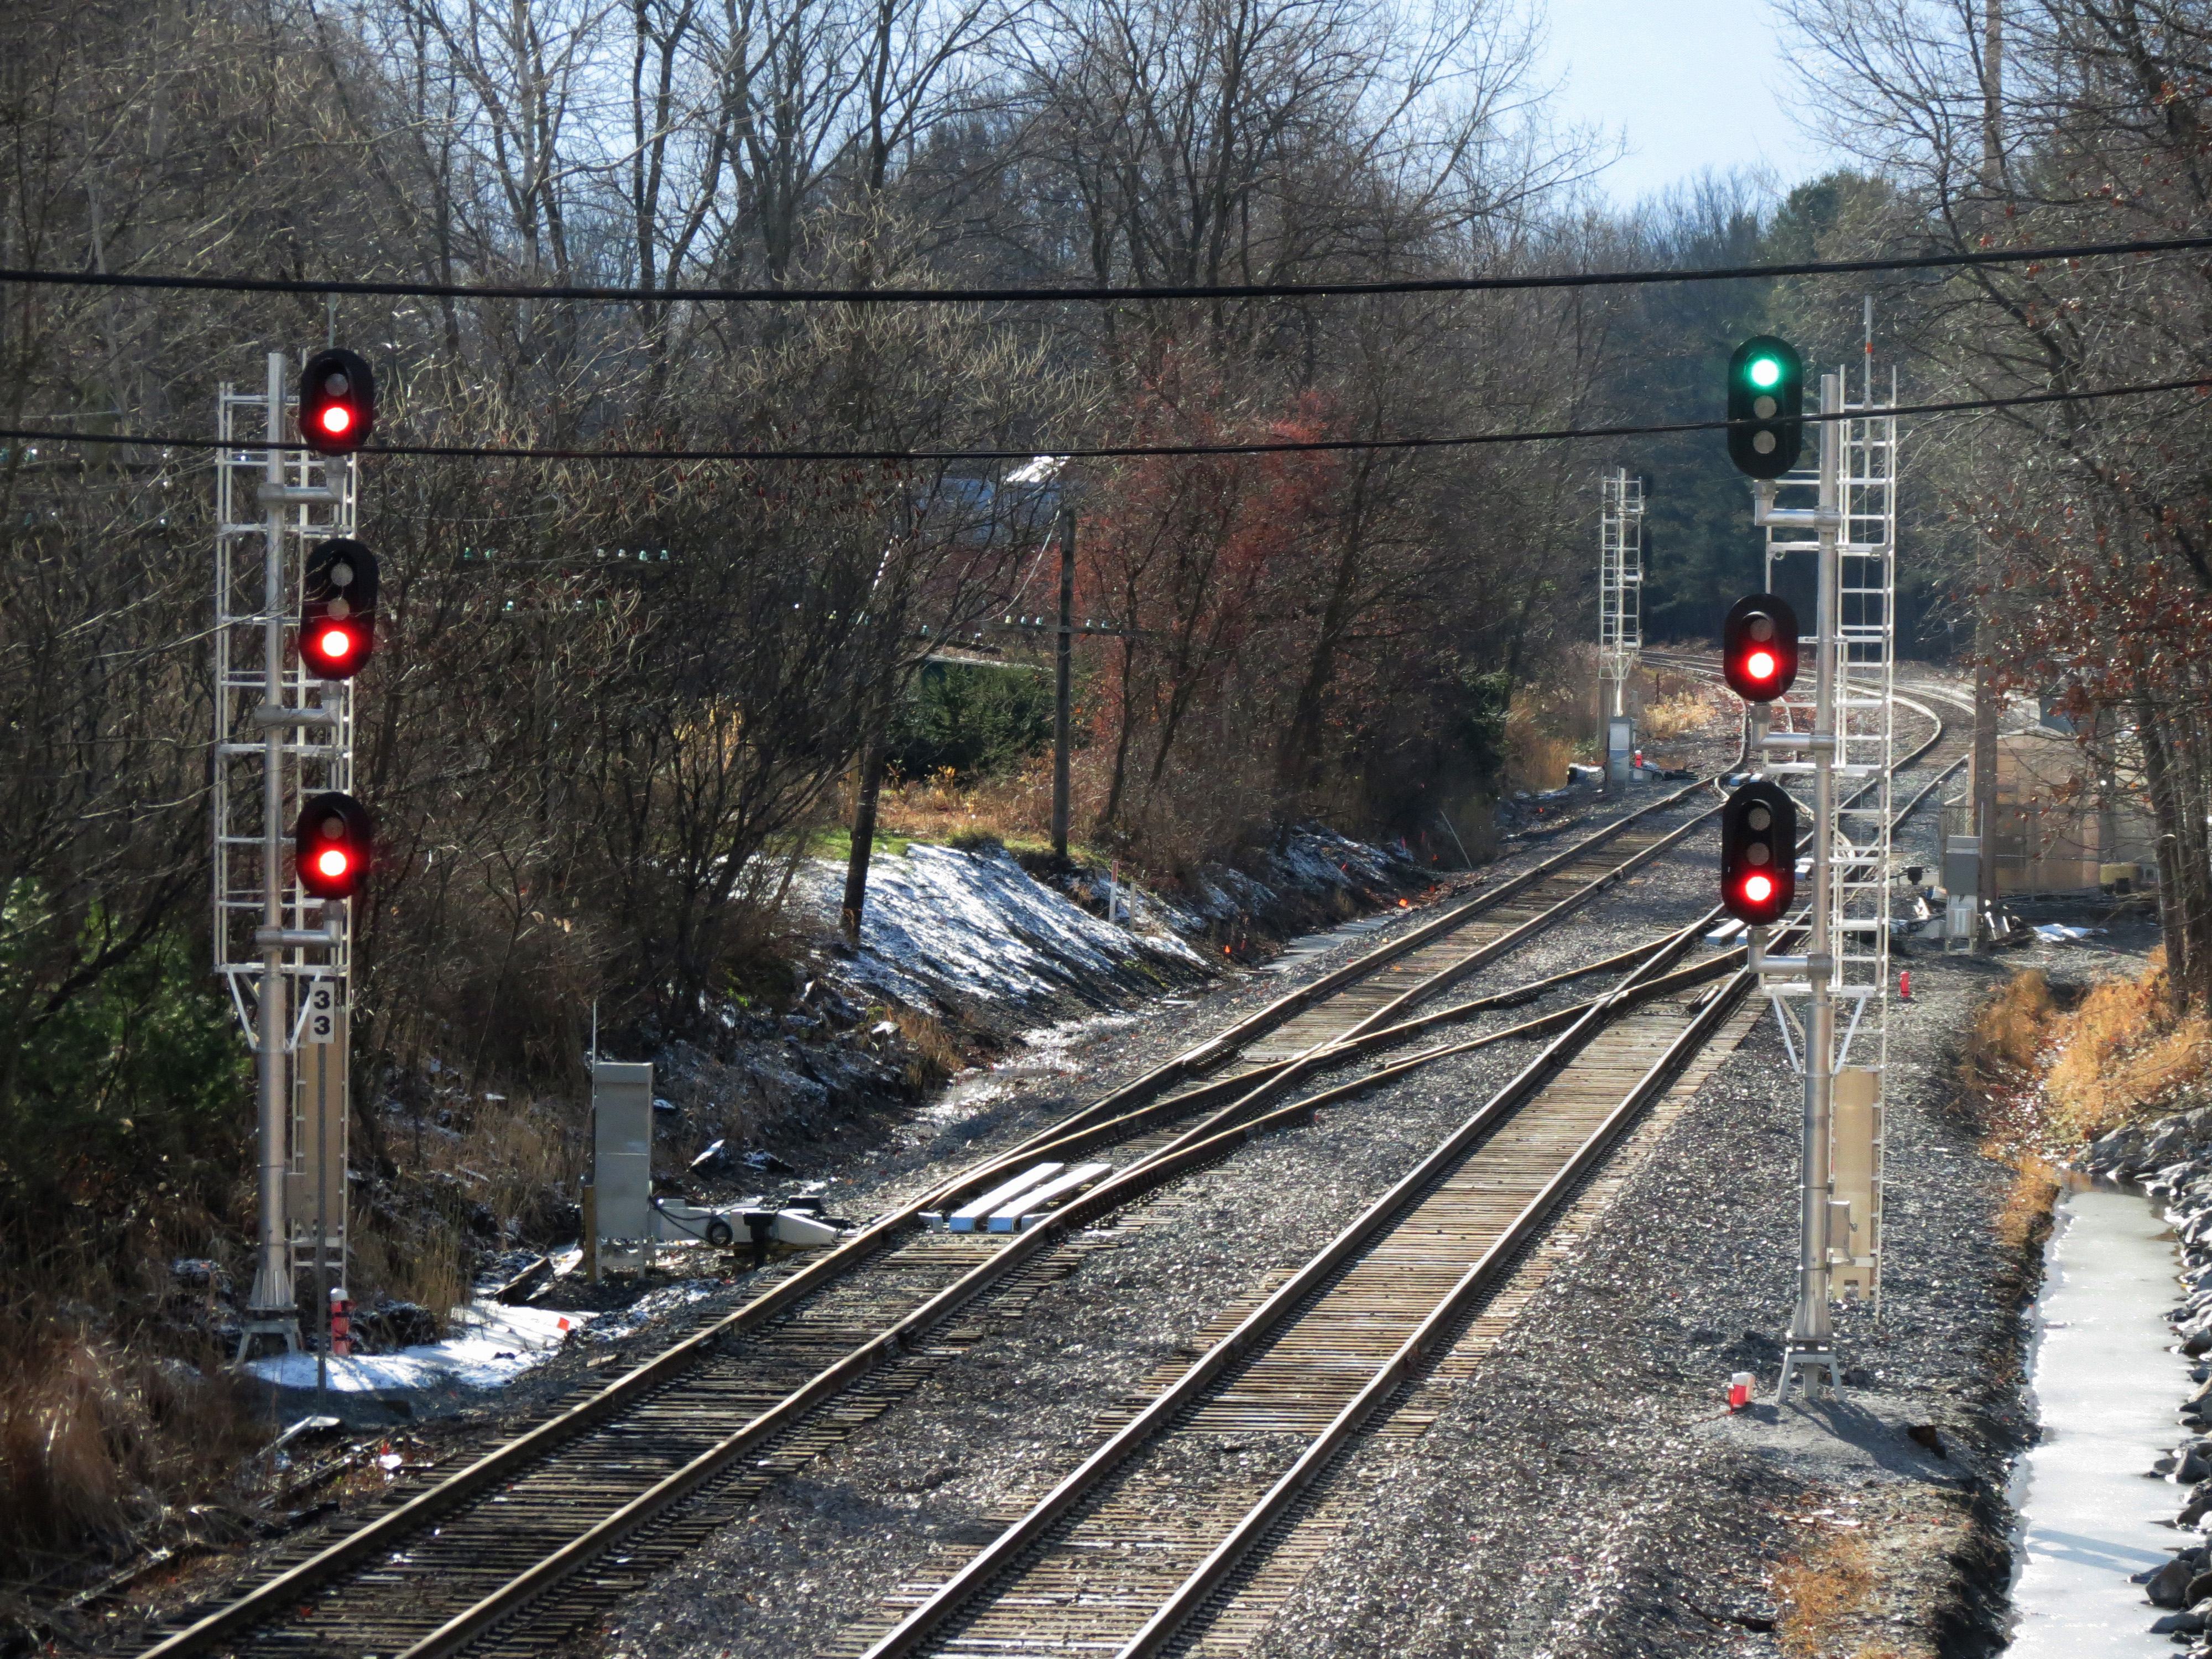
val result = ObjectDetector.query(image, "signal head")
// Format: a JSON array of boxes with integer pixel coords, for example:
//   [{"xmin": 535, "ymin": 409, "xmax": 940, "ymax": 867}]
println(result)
[
  {"xmin": 1721, "ymin": 779, "xmax": 1798, "ymax": 926},
  {"xmin": 1725, "ymin": 335, "xmax": 1804, "ymax": 479},
  {"xmin": 1721, "ymin": 592, "xmax": 1800, "ymax": 702},
  {"xmin": 294, "ymin": 791, "xmax": 374, "ymax": 900},
  {"xmin": 299, "ymin": 348, "xmax": 376, "ymax": 456},
  {"xmin": 300, "ymin": 539, "xmax": 380, "ymax": 680}
]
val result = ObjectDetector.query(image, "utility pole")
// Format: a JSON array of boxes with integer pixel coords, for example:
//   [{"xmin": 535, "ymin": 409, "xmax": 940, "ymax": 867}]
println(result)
[{"xmin": 1051, "ymin": 506, "xmax": 1074, "ymax": 861}]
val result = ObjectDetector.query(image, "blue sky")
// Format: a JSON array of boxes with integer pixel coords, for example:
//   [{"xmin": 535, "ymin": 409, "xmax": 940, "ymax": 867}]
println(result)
[{"xmin": 1534, "ymin": 0, "xmax": 1845, "ymax": 208}]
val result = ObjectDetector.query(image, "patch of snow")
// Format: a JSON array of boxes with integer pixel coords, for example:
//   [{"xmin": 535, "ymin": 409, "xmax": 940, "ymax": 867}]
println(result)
[
  {"xmin": 244, "ymin": 1300, "xmax": 587, "ymax": 1392},
  {"xmin": 2006, "ymin": 1186, "xmax": 2188, "ymax": 1658},
  {"xmin": 1018, "ymin": 1011, "xmax": 1140, "ymax": 1072},
  {"xmin": 796, "ymin": 844, "xmax": 1204, "ymax": 1009},
  {"xmin": 2034, "ymin": 923, "xmax": 2106, "ymax": 943}
]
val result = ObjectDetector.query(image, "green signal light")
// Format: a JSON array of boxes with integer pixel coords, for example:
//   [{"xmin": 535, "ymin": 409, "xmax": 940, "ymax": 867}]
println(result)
[{"xmin": 1747, "ymin": 357, "xmax": 1782, "ymax": 390}]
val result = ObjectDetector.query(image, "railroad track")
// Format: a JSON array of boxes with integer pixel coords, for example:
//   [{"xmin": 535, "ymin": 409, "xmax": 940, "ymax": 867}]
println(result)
[
  {"xmin": 828, "ymin": 691, "xmax": 1969, "ymax": 1659},
  {"xmin": 129, "ymin": 770, "xmax": 1749, "ymax": 1659},
  {"xmin": 128, "ymin": 669, "xmax": 1965, "ymax": 1659}
]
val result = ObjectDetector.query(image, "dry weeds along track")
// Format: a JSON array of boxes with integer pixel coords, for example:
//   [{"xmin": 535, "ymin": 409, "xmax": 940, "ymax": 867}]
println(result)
[{"xmin": 123, "ymin": 783, "xmax": 1723, "ymax": 1659}]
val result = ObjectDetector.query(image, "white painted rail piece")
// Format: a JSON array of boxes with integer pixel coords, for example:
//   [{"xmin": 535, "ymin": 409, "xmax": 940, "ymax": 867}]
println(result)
[
  {"xmin": 947, "ymin": 1162, "xmax": 1065, "ymax": 1232},
  {"xmin": 988, "ymin": 1162, "xmax": 1113, "ymax": 1232}
]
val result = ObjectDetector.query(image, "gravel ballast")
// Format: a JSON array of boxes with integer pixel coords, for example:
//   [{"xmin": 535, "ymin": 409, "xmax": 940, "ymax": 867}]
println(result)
[{"xmin": 579, "ymin": 731, "xmax": 2053, "ymax": 1659}]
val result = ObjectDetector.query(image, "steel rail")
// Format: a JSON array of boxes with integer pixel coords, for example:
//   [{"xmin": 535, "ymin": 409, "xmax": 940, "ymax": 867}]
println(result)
[
  {"xmin": 852, "ymin": 687, "xmax": 1960, "ymax": 1659},
  {"xmin": 1118, "ymin": 958, "xmax": 1757, "ymax": 1658},
  {"xmin": 136, "ymin": 778, "xmax": 1726, "ymax": 1659},
  {"xmin": 1067, "ymin": 796, "xmax": 1728, "ymax": 1180},
  {"xmin": 143, "ymin": 694, "xmax": 1944, "ymax": 1659},
  {"xmin": 1112, "ymin": 708, "xmax": 1971, "ymax": 1658},
  {"xmin": 393, "ymin": 931, "xmax": 1746, "ymax": 1659},
  {"xmin": 852, "ymin": 913, "xmax": 1722, "ymax": 1659}
]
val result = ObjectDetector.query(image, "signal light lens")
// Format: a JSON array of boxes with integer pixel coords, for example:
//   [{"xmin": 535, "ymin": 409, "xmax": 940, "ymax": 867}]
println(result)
[
  {"xmin": 1726, "ymin": 336, "xmax": 1804, "ymax": 478},
  {"xmin": 294, "ymin": 791, "xmax": 373, "ymax": 900},
  {"xmin": 318, "ymin": 627, "xmax": 354, "ymax": 661},
  {"xmin": 1721, "ymin": 778, "xmax": 1797, "ymax": 926},
  {"xmin": 299, "ymin": 348, "xmax": 375, "ymax": 455},
  {"xmin": 1721, "ymin": 593, "xmax": 1800, "ymax": 702}
]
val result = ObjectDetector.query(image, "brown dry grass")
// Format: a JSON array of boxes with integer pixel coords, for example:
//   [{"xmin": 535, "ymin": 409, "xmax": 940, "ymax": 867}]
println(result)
[
  {"xmin": 894, "ymin": 1008, "xmax": 963, "ymax": 1089},
  {"xmin": 2042, "ymin": 957, "xmax": 2211, "ymax": 1140},
  {"xmin": 1504, "ymin": 696, "xmax": 1580, "ymax": 792},
  {"xmin": 1957, "ymin": 969, "xmax": 2057, "ymax": 1109},
  {"xmin": 1772, "ymin": 1531, "xmax": 1877, "ymax": 1658},
  {"xmin": 1960, "ymin": 953, "xmax": 2212, "ymax": 1146},
  {"xmin": 1639, "ymin": 687, "xmax": 1722, "ymax": 743},
  {"xmin": 1995, "ymin": 1157, "xmax": 2063, "ymax": 1255},
  {"xmin": 1499, "ymin": 653, "xmax": 1600, "ymax": 794},
  {"xmin": 875, "ymin": 760, "xmax": 1057, "ymax": 848},
  {"xmin": 0, "ymin": 1318, "xmax": 265, "ymax": 1576},
  {"xmin": 358, "ymin": 1094, "xmax": 586, "ymax": 1332}
]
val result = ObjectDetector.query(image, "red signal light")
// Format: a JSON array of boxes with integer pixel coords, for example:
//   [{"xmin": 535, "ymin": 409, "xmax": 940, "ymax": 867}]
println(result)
[
  {"xmin": 298, "ymin": 347, "xmax": 375, "ymax": 456},
  {"xmin": 1721, "ymin": 779, "xmax": 1797, "ymax": 926},
  {"xmin": 294, "ymin": 791, "xmax": 373, "ymax": 900},
  {"xmin": 1721, "ymin": 593, "xmax": 1800, "ymax": 703},
  {"xmin": 300, "ymin": 540, "xmax": 378, "ymax": 680}
]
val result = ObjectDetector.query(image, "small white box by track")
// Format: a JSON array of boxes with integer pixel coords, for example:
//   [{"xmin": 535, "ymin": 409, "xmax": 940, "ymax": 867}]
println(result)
[{"xmin": 649, "ymin": 1201, "xmax": 840, "ymax": 1249}]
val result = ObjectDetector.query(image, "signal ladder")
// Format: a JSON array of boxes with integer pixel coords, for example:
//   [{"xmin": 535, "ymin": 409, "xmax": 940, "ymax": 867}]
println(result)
[
  {"xmin": 1760, "ymin": 367, "xmax": 1898, "ymax": 1304},
  {"xmin": 212, "ymin": 357, "xmax": 357, "ymax": 1334}
]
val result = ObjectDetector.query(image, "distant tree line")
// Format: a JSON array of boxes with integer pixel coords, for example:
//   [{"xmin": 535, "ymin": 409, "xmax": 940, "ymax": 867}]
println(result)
[{"xmin": 23, "ymin": 0, "xmax": 2168, "ymax": 1329}]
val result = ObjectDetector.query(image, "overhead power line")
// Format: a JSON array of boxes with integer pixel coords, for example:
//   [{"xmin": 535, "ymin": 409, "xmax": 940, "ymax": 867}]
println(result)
[
  {"xmin": 0, "ymin": 375, "xmax": 2202, "ymax": 466},
  {"xmin": 1, "ymin": 233, "xmax": 2209, "ymax": 307}
]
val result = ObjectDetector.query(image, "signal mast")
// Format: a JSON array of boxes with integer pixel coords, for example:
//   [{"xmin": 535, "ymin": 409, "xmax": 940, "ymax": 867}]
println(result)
[{"xmin": 213, "ymin": 349, "xmax": 379, "ymax": 1362}]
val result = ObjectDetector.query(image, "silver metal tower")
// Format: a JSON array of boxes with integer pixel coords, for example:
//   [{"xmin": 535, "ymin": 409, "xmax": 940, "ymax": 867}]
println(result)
[
  {"xmin": 1752, "ymin": 357, "xmax": 1898, "ymax": 1401},
  {"xmin": 1598, "ymin": 469, "xmax": 1645, "ymax": 719},
  {"xmin": 213, "ymin": 353, "xmax": 357, "ymax": 1357}
]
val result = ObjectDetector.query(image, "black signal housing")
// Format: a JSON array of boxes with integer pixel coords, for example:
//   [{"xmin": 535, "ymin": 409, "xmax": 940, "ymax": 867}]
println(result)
[
  {"xmin": 299, "ymin": 348, "xmax": 376, "ymax": 456},
  {"xmin": 1720, "ymin": 779, "xmax": 1798, "ymax": 925},
  {"xmin": 294, "ymin": 791, "xmax": 374, "ymax": 900},
  {"xmin": 1721, "ymin": 592, "xmax": 1800, "ymax": 702},
  {"xmin": 300, "ymin": 538, "xmax": 379, "ymax": 680},
  {"xmin": 1726, "ymin": 336, "xmax": 1804, "ymax": 479}
]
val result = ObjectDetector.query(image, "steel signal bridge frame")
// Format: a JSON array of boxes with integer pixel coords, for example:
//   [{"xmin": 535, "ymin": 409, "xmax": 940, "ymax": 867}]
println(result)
[{"xmin": 1599, "ymin": 468, "xmax": 1644, "ymax": 719}]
